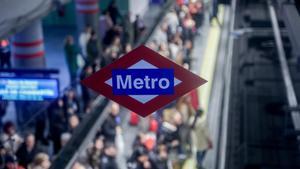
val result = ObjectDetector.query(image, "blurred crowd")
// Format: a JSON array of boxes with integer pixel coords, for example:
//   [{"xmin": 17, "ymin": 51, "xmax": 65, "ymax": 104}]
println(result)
[{"xmin": 0, "ymin": 0, "xmax": 211, "ymax": 169}]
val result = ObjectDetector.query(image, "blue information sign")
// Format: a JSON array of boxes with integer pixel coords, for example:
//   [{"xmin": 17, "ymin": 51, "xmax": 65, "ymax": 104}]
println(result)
[
  {"xmin": 0, "ymin": 77, "xmax": 59, "ymax": 101},
  {"xmin": 112, "ymin": 69, "xmax": 174, "ymax": 95}
]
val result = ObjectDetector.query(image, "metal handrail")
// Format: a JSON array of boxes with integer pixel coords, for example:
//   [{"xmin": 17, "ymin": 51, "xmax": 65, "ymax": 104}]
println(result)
[
  {"xmin": 268, "ymin": 0, "xmax": 300, "ymax": 131},
  {"xmin": 49, "ymin": 96, "xmax": 109, "ymax": 169},
  {"xmin": 218, "ymin": 0, "xmax": 237, "ymax": 168},
  {"xmin": 135, "ymin": 0, "xmax": 174, "ymax": 46}
]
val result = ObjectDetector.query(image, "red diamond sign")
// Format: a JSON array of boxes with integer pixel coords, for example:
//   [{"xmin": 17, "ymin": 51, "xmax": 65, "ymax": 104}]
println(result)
[{"xmin": 81, "ymin": 45, "xmax": 207, "ymax": 117}]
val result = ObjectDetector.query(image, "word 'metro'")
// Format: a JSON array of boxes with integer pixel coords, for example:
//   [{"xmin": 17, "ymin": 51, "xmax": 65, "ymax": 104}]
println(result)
[{"xmin": 112, "ymin": 69, "xmax": 174, "ymax": 95}]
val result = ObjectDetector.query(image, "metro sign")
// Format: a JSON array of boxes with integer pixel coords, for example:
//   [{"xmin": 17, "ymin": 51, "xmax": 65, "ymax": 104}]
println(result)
[{"xmin": 81, "ymin": 45, "xmax": 207, "ymax": 117}]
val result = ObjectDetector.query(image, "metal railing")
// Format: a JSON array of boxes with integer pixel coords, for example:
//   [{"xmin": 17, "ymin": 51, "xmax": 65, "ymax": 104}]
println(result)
[{"xmin": 268, "ymin": 0, "xmax": 300, "ymax": 131}]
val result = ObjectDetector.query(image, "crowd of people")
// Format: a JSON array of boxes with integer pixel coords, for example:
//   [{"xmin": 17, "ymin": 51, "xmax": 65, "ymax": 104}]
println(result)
[
  {"xmin": 0, "ymin": 0, "xmax": 211, "ymax": 169},
  {"xmin": 75, "ymin": 0, "xmax": 211, "ymax": 169}
]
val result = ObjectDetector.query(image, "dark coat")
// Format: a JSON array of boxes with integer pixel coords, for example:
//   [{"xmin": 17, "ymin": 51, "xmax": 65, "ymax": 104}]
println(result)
[
  {"xmin": 16, "ymin": 144, "xmax": 39, "ymax": 168},
  {"xmin": 100, "ymin": 154, "xmax": 118, "ymax": 169},
  {"xmin": 64, "ymin": 44, "xmax": 79, "ymax": 76},
  {"xmin": 101, "ymin": 114, "xmax": 117, "ymax": 143},
  {"xmin": 87, "ymin": 39, "xmax": 99, "ymax": 63}
]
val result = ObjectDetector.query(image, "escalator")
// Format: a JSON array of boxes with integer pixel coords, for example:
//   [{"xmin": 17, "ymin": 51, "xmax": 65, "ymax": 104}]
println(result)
[{"xmin": 224, "ymin": 0, "xmax": 300, "ymax": 168}]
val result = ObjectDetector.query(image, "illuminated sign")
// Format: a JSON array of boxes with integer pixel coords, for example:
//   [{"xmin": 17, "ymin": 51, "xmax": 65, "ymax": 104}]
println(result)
[{"xmin": 0, "ymin": 78, "xmax": 59, "ymax": 101}]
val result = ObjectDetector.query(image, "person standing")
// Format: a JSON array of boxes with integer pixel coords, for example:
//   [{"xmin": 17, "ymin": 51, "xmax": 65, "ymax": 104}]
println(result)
[
  {"xmin": 133, "ymin": 15, "xmax": 146, "ymax": 43},
  {"xmin": 100, "ymin": 143, "xmax": 119, "ymax": 169},
  {"xmin": 107, "ymin": 0, "xmax": 121, "ymax": 25},
  {"xmin": 48, "ymin": 99, "xmax": 68, "ymax": 154},
  {"xmin": 0, "ymin": 39, "xmax": 11, "ymax": 68},
  {"xmin": 79, "ymin": 26, "xmax": 92, "ymax": 58},
  {"xmin": 122, "ymin": 13, "xmax": 134, "ymax": 45},
  {"xmin": 192, "ymin": 115, "xmax": 212, "ymax": 169},
  {"xmin": 80, "ymin": 64, "xmax": 94, "ymax": 113},
  {"xmin": 100, "ymin": 103, "xmax": 120, "ymax": 143},
  {"xmin": 0, "ymin": 121, "xmax": 23, "ymax": 154},
  {"xmin": 64, "ymin": 35, "xmax": 79, "ymax": 85},
  {"xmin": 16, "ymin": 134, "xmax": 40, "ymax": 168},
  {"xmin": 28, "ymin": 153, "xmax": 51, "ymax": 169},
  {"xmin": 87, "ymin": 31, "xmax": 99, "ymax": 64}
]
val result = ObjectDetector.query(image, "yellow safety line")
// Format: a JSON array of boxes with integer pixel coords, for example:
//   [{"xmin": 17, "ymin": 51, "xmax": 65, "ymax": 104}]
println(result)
[{"xmin": 199, "ymin": 5, "xmax": 225, "ymax": 121}]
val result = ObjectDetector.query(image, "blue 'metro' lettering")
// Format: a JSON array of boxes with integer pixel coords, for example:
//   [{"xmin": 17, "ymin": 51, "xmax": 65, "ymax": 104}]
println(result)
[{"xmin": 112, "ymin": 69, "xmax": 174, "ymax": 95}]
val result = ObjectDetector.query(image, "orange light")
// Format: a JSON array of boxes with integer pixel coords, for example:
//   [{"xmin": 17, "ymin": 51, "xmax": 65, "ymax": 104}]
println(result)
[{"xmin": 0, "ymin": 40, "xmax": 9, "ymax": 47}]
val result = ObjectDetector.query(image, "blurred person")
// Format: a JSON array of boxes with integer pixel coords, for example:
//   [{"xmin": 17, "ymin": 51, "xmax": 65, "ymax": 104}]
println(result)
[
  {"xmin": 210, "ymin": 0, "xmax": 220, "ymax": 26},
  {"xmin": 48, "ymin": 99, "xmax": 68, "ymax": 154},
  {"xmin": 1, "ymin": 121, "xmax": 23, "ymax": 153},
  {"xmin": 152, "ymin": 23, "xmax": 168, "ymax": 45},
  {"xmin": 159, "ymin": 112, "xmax": 183, "ymax": 147},
  {"xmin": 0, "ymin": 39, "xmax": 11, "ymax": 68},
  {"xmin": 108, "ymin": 36, "xmax": 122, "ymax": 55},
  {"xmin": 93, "ymin": 58, "xmax": 102, "ymax": 72},
  {"xmin": 175, "ymin": 94, "xmax": 197, "ymax": 153},
  {"xmin": 155, "ymin": 144, "xmax": 169, "ymax": 169},
  {"xmin": 182, "ymin": 40, "xmax": 193, "ymax": 66},
  {"xmin": 182, "ymin": 13, "xmax": 196, "ymax": 41},
  {"xmin": 80, "ymin": 64, "xmax": 94, "ymax": 113},
  {"xmin": 175, "ymin": 51, "xmax": 184, "ymax": 66},
  {"xmin": 100, "ymin": 47, "xmax": 112, "ymax": 66},
  {"xmin": 103, "ymin": 26, "xmax": 122, "ymax": 47},
  {"xmin": 87, "ymin": 31, "xmax": 99, "ymax": 64},
  {"xmin": 115, "ymin": 124, "xmax": 126, "ymax": 169},
  {"xmin": 133, "ymin": 15, "xmax": 146, "ymax": 43},
  {"xmin": 109, "ymin": 51, "xmax": 119, "ymax": 63},
  {"xmin": 191, "ymin": 112, "xmax": 212, "ymax": 169},
  {"xmin": 169, "ymin": 35, "xmax": 182, "ymax": 60},
  {"xmin": 132, "ymin": 133, "xmax": 147, "ymax": 151},
  {"xmin": 86, "ymin": 137, "xmax": 104, "ymax": 169},
  {"xmin": 28, "ymin": 153, "xmax": 50, "ymax": 169},
  {"xmin": 176, "ymin": 94, "xmax": 196, "ymax": 123},
  {"xmin": 178, "ymin": 5, "xmax": 189, "ymax": 21},
  {"xmin": 72, "ymin": 162, "xmax": 86, "ymax": 169},
  {"xmin": 68, "ymin": 114, "xmax": 80, "ymax": 133},
  {"xmin": 165, "ymin": 9, "xmax": 179, "ymax": 35},
  {"xmin": 124, "ymin": 43, "xmax": 132, "ymax": 54},
  {"xmin": 146, "ymin": 41, "xmax": 158, "ymax": 51},
  {"xmin": 79, "ymin": 26, "xmax": 92, "ymax": 58},
  {"xmin": 63, "ymin": 89, "xmax": 80, "ymax": 116},
  {"xmin": 158, "ymin": 43, "xmax": 170, "ymax": 58},
  {"xmin": 99, "ymin": 11, "xmax": 114, "ymax": 40},
  {"xmin": 60, "ymin": 132, "xmax": 72, "ymax": 148},
  {"xmin": 16, "ymin": 133, "xmax": 40, "ymax": 168},
  {"xmin": 0, "ymin": 144, "xmax": 6, "ymax": 168},
  {"xmin": 100, "ymin": 103, "xmax": 120, "ymax": 143},
  {"xmin": 34, "ymin": 110, "xmax": 48, "ymax": 148},
  {"xmin": 189, "ymin": 0, "xmax": 204, "ymax": 28},
  {"xmin": 64, "ymin": 35, "xmax": 80, "ymax": 85},
  {"xmin": 122, "ymin": 13, "xmax": 134, "ymax": 45},
  {"xmin": 107, "ymin": 0, "xmax": 121, "ymax": 25},
  {"xmin": 158, "ymin": 112, "xmax": 184, "ymax": 168},
  {"xmin": 0, "ymin": 101, "xmax": 8, "ymax": 128},
  {"xmin": 0, "ymin": 144, "xmax": 15, "ymax": 168},
  {"xmin": 127, "ymin": 146, "xmax": 157, "ymax": 169},
  {"xmin": 100, "ymin": 143, "xmax": 118, "ymax": 169},
  {"xmin": 4, "ymin": 155, "xmax": 25, "ymax": 169}
]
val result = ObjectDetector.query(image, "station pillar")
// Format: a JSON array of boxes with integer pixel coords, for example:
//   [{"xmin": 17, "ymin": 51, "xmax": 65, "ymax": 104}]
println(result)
[
  {"xmin": 12, "ymin": 20, "xmax": 45, "ymax": 68},
  {"xmin": 75, "ymin": 0, "xmax": 99, "ymax": 33}
]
